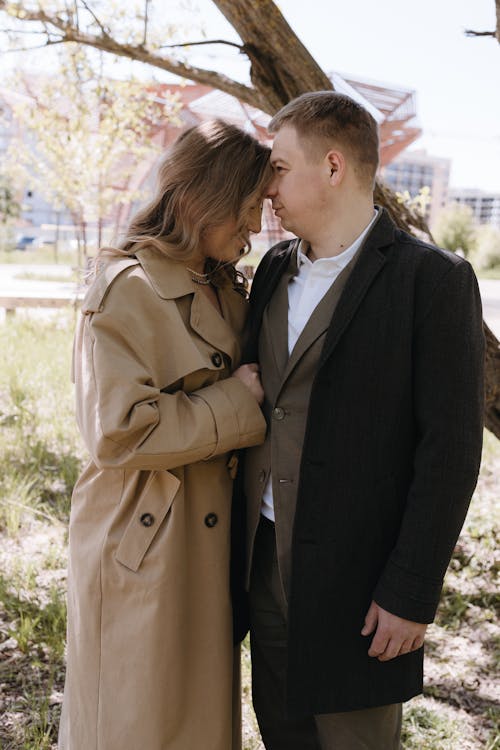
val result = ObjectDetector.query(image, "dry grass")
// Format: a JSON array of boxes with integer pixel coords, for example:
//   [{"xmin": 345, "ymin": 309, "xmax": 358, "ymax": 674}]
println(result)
[{"xmin": 0, "ymin": 315, "xmax": 498, "ymax": 749}]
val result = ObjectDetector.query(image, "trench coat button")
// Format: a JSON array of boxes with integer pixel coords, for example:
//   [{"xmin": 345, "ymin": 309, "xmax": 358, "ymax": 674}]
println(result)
[
  {"xmin": 211, "ymin": 352, "xmax": 223, "ymax": 367},
  {"xmin": 204, "ymin": 513, "xmax": 218, "ymax": 528},
  {"xmin": 258, "ymin": 469, "xmax": 266, "ymax": 483},
  {"xmin": 272, "ymin": 406, "xmax": 285, "ymax": 420},
  {"xmin": 140, "ymin": 512, "xmax": 155, "ymax": 527}
]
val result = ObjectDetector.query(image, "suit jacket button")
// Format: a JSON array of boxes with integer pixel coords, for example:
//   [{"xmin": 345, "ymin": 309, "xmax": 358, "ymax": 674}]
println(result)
[
  {"xmin": 272, "ymin": 406, "xmax": 285, "ymax": 420},
  {"xmin": 211, "ymin": 352, "xmax": 223, "ymax": 367},
  {"xmin": 259, "ymin": 469, "xmax": 266, "ymax": 483},
  {"xmin": 204, "ymin": 513, "xmax": 218, "ymax": 528},
  {"xmin": 140, "ymin": 513, "xmax": 155, "ymax": 527}
]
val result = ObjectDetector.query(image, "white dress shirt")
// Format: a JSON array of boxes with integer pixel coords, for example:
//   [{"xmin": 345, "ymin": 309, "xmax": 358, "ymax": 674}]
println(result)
[{"xmin": 261, "ymin": 210, "xmax": 379, "ymax": 522}]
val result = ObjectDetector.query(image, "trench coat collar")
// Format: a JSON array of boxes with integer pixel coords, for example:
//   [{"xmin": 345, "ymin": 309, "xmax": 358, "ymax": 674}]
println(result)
[
  {"xmin": 135, "ymin": 244, "xmax": 244, "ymax": 364},
  {"xmin": 318, "ymin": 206, "xmax": 395, "ymax": 366},
  {"xmin": 135, "ymin": 245, "xmax": 198, "ymax": 300}
]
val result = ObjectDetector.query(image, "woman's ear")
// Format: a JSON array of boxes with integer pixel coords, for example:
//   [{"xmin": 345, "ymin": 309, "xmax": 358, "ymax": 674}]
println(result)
[{"xmin": 326, "ymin": 150, "xmax": 346, "ymax": 186}]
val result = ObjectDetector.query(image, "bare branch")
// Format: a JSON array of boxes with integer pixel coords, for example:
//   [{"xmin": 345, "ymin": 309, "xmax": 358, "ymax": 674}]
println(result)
[
  {"xmin": 464, "ymin": 29, "xmax": 496, "ymax": 38},
  {"xmin": 143, "ymin": 0, "xmax": 150, "ymax": 47},
  {"xmin": 0, "ymin": 0, "xmax": 268, "ymax": 110},
  {"xmin": 160, "ymin": 39, "xmax": 243, "ymax": 50},
  {"xmin": 5, "ymin": 39, "xmax": 65, "ymax": 53},
  {"xmin": 80, "ymin": 0, "xmax": 110, "ymax": 37},
  {"xmin": 2, "ymin": 27, "xmax": 49, "ymax": 34}
]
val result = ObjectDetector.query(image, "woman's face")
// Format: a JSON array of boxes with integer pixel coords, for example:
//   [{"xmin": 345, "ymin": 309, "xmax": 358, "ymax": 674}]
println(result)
[{"xmin": 200, "ymin": 201, "xmax": 264, "ymax": 263}]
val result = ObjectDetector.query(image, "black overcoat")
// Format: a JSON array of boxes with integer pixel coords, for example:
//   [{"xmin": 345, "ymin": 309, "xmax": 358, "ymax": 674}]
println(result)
[{"xmin": 238, "ymin": 208, "xmax": 484, "ymax": 715}]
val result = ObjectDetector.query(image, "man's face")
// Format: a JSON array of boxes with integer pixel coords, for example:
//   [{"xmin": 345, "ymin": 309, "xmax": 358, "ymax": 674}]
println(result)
[{"xmin": 267, "ymin": 125, "xmax": 329, "ymax": 239}]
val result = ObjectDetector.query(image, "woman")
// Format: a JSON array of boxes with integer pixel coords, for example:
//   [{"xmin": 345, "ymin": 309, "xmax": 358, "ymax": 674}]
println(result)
[{"xmin": 59, "ymin": 120, "xmax": 271, "ymax": 750}]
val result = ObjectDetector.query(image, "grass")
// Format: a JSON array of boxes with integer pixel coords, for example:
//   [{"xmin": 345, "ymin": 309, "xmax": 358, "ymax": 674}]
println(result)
[
  {"xmin": 0, "ymin": 314, "xmax": 498, "ymax": 749},
  {"xmin": 13, "ymin": 272, "xmax": 78, "ymax": 283},
  {"xmin": 0, "ymin": 248, "xmax": 78, "ymax": 266}
]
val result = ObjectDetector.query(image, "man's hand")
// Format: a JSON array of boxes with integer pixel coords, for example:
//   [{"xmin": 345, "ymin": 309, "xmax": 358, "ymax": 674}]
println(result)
[
  {"xmin": 361, "ymin": 601, "xmax": 427, "ymax": 662},
  {"xmin": 233, "ymin": 363, "xmax": 264, "ymax": 405}
]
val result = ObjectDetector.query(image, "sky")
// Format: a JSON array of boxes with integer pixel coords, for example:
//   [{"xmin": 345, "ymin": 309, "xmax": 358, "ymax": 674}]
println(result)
[
  {"xmin": 1, "ymin": 0, "xmax": 499, "ymax": 192},
  {"xmin": 192, "ymin": 0, "xmax": 500, "ymax": 192}
]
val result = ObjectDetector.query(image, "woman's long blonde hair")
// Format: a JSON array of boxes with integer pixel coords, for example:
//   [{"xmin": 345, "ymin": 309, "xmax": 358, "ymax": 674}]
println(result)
[{"xmin": 100, "ymin": 120, "xmax": 272, "ymax": 289}]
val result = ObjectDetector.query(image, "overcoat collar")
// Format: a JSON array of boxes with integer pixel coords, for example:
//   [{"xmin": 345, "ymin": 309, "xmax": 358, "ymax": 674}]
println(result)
[
  {"xmin": 248, "ymin": 207, "xmax": 396, "ymax": 368},
  {"xmin": 318, "ymin": 207, "xmax": 394, "ymax": 366},
  {"xmin": 261, "ymin": 246, "xmax": 298, "ymax": 377},
  {"xmin": 282, "ymin": 253, "xmax": 359, "ymax": 383}
]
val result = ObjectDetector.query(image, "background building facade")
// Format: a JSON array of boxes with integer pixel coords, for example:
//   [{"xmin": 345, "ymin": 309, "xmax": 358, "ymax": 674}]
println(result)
[{"xmin": 448, "ymin": 188, "xmax": 500, "ymax": 229}]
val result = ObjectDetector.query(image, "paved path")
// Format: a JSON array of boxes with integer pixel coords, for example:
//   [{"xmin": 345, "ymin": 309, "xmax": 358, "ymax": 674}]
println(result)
[{"xmin": 478, "ymin": 280, "xmax": 500, "ymax": 338}]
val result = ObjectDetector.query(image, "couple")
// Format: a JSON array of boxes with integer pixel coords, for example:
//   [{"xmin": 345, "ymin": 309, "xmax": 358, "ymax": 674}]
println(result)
[{"xmin": 59, "ymin": 93, "xmax": 484, "ymax": 750}]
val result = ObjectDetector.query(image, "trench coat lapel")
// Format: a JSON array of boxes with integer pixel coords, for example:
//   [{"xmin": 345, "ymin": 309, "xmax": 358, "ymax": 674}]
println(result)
[
  {"xmin": 319, "ymin": 208, "xmax": 395, "ymax": 367},
  {"xmin": 135, "ymin": 245, "xmax": 241, "ymax": 364},
  {"xmin": 190, "ymin": 287, "xmax": 241, "ymax": 364}
]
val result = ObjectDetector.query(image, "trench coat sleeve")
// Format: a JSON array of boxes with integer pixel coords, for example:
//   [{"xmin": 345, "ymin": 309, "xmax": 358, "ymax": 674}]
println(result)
[
  {"xmin": 372, "ymin": 259, "xmax": 484, "ymax": 624},
  {"xmin": 76, "ymin": 275, "xmax": 266, "ymax": 471}
]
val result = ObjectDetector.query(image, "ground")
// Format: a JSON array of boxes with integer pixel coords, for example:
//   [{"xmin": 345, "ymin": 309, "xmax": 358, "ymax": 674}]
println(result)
[{"xmin": 0, "ymin": 314, "xmax": 498, "ymax": 750}]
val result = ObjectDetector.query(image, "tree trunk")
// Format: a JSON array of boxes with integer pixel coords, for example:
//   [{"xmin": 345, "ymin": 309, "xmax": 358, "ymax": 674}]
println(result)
[{"xmin": 213, "ymin": 0, "xmax": 332, "ymax": 112}]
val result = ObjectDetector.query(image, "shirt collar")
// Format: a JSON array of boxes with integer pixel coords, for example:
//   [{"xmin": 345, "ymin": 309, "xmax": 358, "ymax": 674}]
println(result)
[{"xmin": 296, "ymin": 208, "xmax": 379, "ymax": 274}]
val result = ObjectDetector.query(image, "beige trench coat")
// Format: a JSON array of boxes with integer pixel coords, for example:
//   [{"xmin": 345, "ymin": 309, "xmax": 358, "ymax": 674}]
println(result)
[{"xmin": 58, "ymin": 246, "xmax": 266, "ymax": 750}]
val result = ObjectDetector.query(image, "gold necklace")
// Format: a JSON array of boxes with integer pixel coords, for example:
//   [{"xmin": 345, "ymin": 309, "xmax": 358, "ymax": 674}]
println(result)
[{"xmin": 187, "ymin": 267, "xmax": 212, "ymax": 285}]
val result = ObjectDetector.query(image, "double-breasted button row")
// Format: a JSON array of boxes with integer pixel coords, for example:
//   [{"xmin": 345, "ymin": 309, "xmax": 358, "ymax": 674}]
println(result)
[
  {"xmin": 211, "ymin": 352, "xmax": 223, "ymax": 367},
  {"xmin": 140, "ymin": 512, "xmax": 218, "ymax": 529},
  {"xmin": 204, "ymin": 513, "xmax": 218, "ymax": 528}
]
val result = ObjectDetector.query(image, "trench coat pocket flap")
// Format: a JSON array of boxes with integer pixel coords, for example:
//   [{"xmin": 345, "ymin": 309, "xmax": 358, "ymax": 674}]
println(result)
[{"xmin": 115, "ymin": 470, "xmax": 181, "ymax": 572}]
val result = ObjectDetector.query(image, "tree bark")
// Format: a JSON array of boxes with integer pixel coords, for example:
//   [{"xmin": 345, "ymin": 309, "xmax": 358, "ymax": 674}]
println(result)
[{"xmin": 1, "ymin": 0, "xmax": 499, "ymax": 437}]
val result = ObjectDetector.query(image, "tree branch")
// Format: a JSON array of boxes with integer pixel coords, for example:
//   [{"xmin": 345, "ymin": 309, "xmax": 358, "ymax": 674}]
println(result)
[
  {"xmin": 464, "ymin": 29, "xmax": 496, "ymax": 38},
  {"xmin": 160, "ymin": 39, "xmax": 243, "ymax": 50},
  {"xmin": 5, "ymin": 38, "xmax": 65, "ymax": 53},
  {"xmin": 0, "ymin": 1, "xmax": 269, "ymax": 111},
  {"xmin": 79, "ymin": 0, "xmax": 110, "ymax": 38}
]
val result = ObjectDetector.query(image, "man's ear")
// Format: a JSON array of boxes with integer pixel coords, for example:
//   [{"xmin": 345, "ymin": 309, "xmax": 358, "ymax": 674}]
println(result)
[{"xmin": 326, "ymin": 150, "xmax": 346, "ymax": 186}]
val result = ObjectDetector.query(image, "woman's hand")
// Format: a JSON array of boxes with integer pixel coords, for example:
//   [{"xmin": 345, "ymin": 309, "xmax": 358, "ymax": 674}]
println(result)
[{"xmin": 233, "ymin": 363, "xmax": 264, "ymax": 405}]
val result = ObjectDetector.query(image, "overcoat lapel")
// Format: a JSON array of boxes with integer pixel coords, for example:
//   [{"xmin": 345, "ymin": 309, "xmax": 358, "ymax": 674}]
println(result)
[
  {"xmin": 319, "ymin": 209, "xmax": 395, "ymax": 367},
  {"xmin": 280, "ymin": 257, "xmax": 358, "ymax": 387},
  {"xmin": 243, "ymin": 240, "xmax": 298, "ymax": 363},
  {"xmin": 261, "ymin": 261, "xmax": 294, "ymax": 379}
]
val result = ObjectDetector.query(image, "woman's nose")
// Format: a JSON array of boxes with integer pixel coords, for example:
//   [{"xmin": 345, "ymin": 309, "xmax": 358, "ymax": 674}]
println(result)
[
  {"xmin": 247, "ymin": 206, "xmax": 262, "ymax": 234},
  {"xmin": 266, "ymin": 176, "xmax": 278, "ymax": 198}
]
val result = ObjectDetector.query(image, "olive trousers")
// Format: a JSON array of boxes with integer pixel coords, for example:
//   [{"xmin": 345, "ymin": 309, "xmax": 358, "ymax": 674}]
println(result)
[{"xmin": 248, "ymin": 516, "xmax": 402, "ymax": 750}]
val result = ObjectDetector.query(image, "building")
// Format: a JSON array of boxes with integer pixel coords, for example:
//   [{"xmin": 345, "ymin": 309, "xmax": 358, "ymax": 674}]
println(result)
[
  {"xmin": 380, "ymin": 149, "xmax": 451, "ymax": 228},
  {"xmin": 448, "ymin": 188, "xmax": 500, "ymax": 229},
  {"xmin": 0, "ymin": 86, "xmax": 75, "ymax": 243}
]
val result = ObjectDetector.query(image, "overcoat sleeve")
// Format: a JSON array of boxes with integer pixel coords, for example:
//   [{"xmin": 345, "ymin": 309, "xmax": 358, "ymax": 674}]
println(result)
[
  {"xmin": 373, "ymin": 259, "xmax": 485, "ymax": 623},
  {"xmin": 74, "ymin": 270, "xmax": 266, "ymax": 471}
]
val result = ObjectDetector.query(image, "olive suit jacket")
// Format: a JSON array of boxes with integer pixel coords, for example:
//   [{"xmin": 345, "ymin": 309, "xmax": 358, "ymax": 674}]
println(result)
[{"xmin": 236, "ymin": 208, "xmax": 484, "ymax": 716}]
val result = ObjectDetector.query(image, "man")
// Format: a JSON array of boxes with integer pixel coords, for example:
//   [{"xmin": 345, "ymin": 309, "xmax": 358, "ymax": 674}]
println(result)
[{"xmin": 238, "ymin": 92, "xmax": 484, "ymax": 750}]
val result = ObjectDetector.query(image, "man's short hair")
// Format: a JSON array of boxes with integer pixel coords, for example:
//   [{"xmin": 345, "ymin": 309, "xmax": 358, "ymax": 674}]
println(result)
[{"xmin": 268, "ymin": 91, "xmax": 379, "ymax": 190}]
